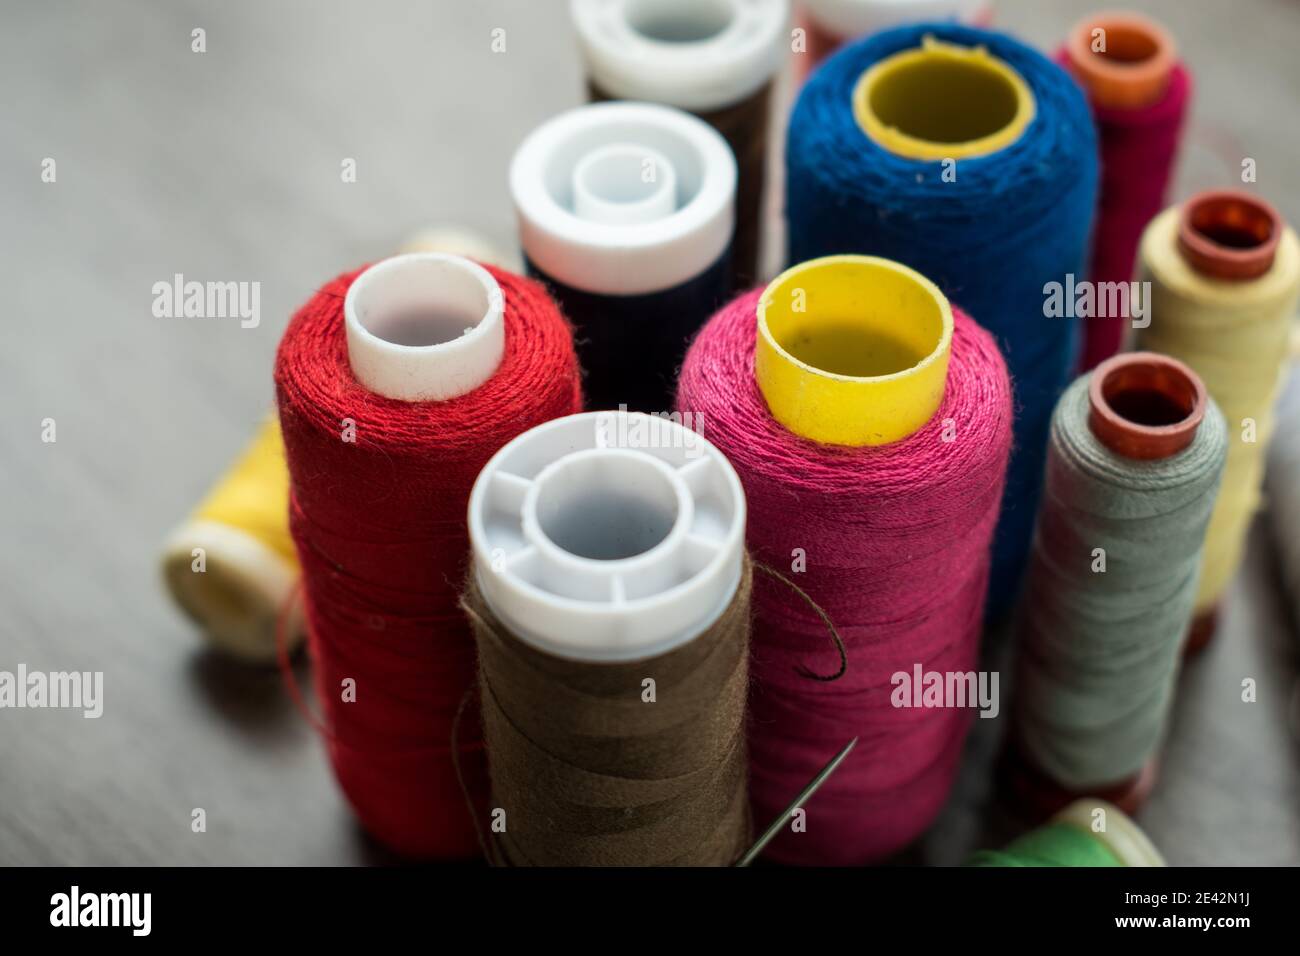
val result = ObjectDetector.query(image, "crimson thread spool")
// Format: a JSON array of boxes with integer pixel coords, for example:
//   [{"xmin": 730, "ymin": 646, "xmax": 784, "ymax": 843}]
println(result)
[
  {"xmin": 796, "ymin": 0, "xmax": 991, "ymax": 81},
  {"xmin": 275, "ymin": 253, "xmax": 582, "ymax": 858},
  {"xmin": 1137, "ymin": 190, "xmax": 1300, "ymax": 652},
  {"xmin": 571, "ymin": 0, "xmax": 788, "ymax": 290},
  {"xmin": 1061, "ymin": 11, "xmax": 1191, "ymax": 371},
  {"xmin": 678, "ymin": 255, "xmax": 1012, "ymax": 864},
  {"xmin": 511, "ymin": 102, "xmax": 736, "ymax": 412},
  {"xmin": 1007, "ymin": 352, "xmax": 1226, "ymax": 819}
]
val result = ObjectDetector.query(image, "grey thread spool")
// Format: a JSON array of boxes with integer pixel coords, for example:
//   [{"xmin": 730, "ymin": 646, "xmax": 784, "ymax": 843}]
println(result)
[{"xmin": 1010, "ymin": 352, "xmax": 1227, "ymax": 815}]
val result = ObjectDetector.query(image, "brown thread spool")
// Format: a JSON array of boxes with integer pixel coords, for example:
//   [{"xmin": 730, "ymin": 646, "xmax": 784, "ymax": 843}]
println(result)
[
  {"xmin": 1177, "ymin": 190, "xmax": 1282, "ymax": 651},
  {"xmin": 1064, "ymin": 11, "xmax": 1176, "ymax": 111},
  {"xmin": 1004, "ymin": 352, "xmax": 1207, "ymax": 819}
]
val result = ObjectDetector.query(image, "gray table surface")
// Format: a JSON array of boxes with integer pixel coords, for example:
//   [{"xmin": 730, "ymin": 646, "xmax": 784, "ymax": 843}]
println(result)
[{"xmin": 2, "ymin": 0, "xmax": 1297, "ymax": 866}]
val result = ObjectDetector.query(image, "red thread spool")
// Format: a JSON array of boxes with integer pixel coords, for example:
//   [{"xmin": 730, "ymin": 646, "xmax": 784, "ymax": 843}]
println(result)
[
  {"xmin": 1004, "ymin": 351, "xmax": 1207, "ymax": 819},
  {"xmin": 275, "ymin": 255, "xmax": 582, "ymax": 858}
]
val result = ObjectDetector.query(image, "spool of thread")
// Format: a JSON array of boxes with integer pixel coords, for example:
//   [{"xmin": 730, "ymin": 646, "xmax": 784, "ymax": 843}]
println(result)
[
  {"xmin": 677, "ymin": 255, "xmax": 1013, "ymax": 864},
  {"xmin": 797, "ymin": 0, "xmax": 990, "ymax": 79},
  {"xmin": 1266, "ymin": 365, "xmax": 1300, "ymax": 630},
  {"xmin": 161, "ymin": 416, "xmax": 302, "ymax": 662},
  {"xmin": 275, "ymin": 253, "xmax": 582, "ymax": 858},
  {"xmin": 511, "ymin": 102, "xmax": 736, "ymax": 412},
  {"xmin": 163, "ymin": 227, "xmax": 507, "ymax": 662},
  {"xmin": 1061, "ymin": 11, "xmax": 1190, "ymax": 371},
  {"xmin": 1136, "ymin": 190, "xmax": 1300, "ymax": 649},
  {"xmin": 464, "ymin": 410, "xmax": 749, "ymax": 866},
  {"xmin": 968, "ymin": 799, "xmax": 1166, "ymax": 866},
  {"xmin": 786, "ymin": 23, "xmax": 1098, "ymax": 615},
  {"xmin": 571, "ymin": 0, "xmax": 787, "ymax": 290},
  {"xmin": 1008, "ymin": 353, "xmax": 1226, "ymax": 817}
]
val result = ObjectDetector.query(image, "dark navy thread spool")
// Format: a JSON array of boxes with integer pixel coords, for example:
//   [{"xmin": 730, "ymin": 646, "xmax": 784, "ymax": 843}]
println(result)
[
  {"xmin": 785, "ymin": 23, "xmax": 1099, "ymax": 615},
  {"xmin": 571, "ymin": 0, "xmax": 788, "ymax": 291},
  {"xmin": 511, "ymin": 102, "xmax": 737, "ymax": 412}
]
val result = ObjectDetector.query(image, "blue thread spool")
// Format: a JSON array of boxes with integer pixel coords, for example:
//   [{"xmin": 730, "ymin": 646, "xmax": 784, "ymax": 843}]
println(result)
[{"xmin": 786, "ymin": 23, "xmax": 1098, "ymax": 614}]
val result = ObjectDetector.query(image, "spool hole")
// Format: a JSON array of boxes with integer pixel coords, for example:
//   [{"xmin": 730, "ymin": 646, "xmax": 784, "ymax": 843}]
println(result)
[
  {"xmin": 349, "ymin": 257, "xmax": 492, "ymax": 348},
  {"xmin": 534, "ymin": 455, "xmax": 679, "ymax": 561},
  {"xmin": 763, "ymin": 261, "xmax": 946, "ymax": 378},
  {"xmin": 1187, "ymin": 195, "xmax": 1275, "ymax": 251},
  {"xmin": 579, "ymin": 148, "xmax": 667, "ymax": 205},
  {"xmin": 1088, "ymin": 353, "xmax": 1206, "ymax": 460},
  {"xmin": 1101, "ymin": 369, "xmax": 1196, "ymax": 428},
  {"xmin": 625, "ymin": 0, "xmax": 734, "ymax": 43},
  {"xmin": 865, "ymin": 54, "xmax": 1021, "ymax": 145}
]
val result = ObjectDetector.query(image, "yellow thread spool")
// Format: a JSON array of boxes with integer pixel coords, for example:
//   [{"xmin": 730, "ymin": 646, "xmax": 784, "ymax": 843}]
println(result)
[
  {"xmin": 1137, "ymin": 202, "xmax": 1300, "ymax": 614},
  {"xmin": 161, "ymin": 417, "xmax": 302, "ymax": 662},
  {"xmin": 853, "ymin": 34, "xmax": 1035, "ymax": 161},
  {"xmin": 755, "ymin": 255, "xmax": 953, "ymax": 446}
]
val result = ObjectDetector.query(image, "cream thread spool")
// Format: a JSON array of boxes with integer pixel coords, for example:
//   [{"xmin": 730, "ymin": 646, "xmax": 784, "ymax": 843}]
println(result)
[{"xmin": 1136, "ymin": 190, "xmax": 1300, "ymax": 650}]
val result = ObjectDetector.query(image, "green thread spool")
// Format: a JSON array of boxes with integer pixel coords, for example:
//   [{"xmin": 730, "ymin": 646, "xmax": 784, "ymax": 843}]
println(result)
[{"xmin": 967, "ymin": 799, "xmax": 1166, "ymax": 867}]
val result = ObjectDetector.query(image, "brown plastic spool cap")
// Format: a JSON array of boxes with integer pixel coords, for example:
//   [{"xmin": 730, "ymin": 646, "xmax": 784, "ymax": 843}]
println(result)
[
  {"xmin": 1001, "ymin": 736, "xmax": 1158, "ymax": 822},
  {"xmin": 1178, "ymin": 189, "xmax": 1283, "ymax": 281},
  {"xmin": 1088, "ymin": 352, "xmax": 1207, "ymax": 460},
  {"xmin": 1065, "ymin": 11, "xmax": 1176, "ymax": 110}
]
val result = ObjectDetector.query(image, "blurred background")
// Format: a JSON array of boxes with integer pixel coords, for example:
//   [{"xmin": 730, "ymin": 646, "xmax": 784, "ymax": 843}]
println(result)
[{"xmin": 1, "ymin": 0, "xmax": 1297, "ymax": 864}]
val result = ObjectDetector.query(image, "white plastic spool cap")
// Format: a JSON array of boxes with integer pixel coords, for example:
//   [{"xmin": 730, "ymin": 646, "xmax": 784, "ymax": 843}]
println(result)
[
  {"xmin": 344, "ymin": 253, "xmax": 505, "ymax": 402},
  {"xmin": 468, "ymin": 411, "xmax": 746, "ymax": 663},
  {"xmin": 570, "ymin": 0, "xmax": 790, "ymax": 112},
  {"xmin": 572, "ymin": 143, "xmax": 678, "ymax": 226},
  {"xmin": 802, "ymin": 0, "xmax": 988, "ymax": 39},
  {"xmin": 510, "ymin": 102, "xmax": 736, "ymax": 296}
]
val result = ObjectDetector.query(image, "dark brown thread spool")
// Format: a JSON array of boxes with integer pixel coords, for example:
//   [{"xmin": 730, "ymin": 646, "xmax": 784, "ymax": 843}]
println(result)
[
  {"xmin": 586, "ymin": 80, "xmax": 771, "ymax": 293},
  {"xmin": 1005, "ymin": 352, "xmax": 1207, "ymax": 820},
  {"xmin": 571, "ymin": 0, "xmax": 787, "ymax": 293}
]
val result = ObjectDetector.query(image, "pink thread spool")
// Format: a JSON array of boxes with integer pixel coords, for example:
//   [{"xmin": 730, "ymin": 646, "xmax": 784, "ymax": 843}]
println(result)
[{"xmin": 1062, "ymin": 11, "xmax": 1189, "ymax": 372}]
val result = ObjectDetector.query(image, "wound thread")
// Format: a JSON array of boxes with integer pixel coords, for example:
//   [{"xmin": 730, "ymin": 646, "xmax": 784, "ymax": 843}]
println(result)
[
  {"xmin": 160, "ymin": 416, "xmax": 302, "ymax": 662},
  {"xmin": 967, "ymin": 799, "xmax": 1165, "ymax": 866},
  {"xmin": 275, "ymin": 261, "xmax": 582, "ymax": 859},
  {"xmin": 462, "ymin": 563, "xmax": 752, "ymax": 866},
  {"xmin": 785, "ymin": 22, "xmax": 1098, "ymax": 616},
  {"xmin": 1011, "ymin": 361, "xmax": 1227, "ymax": 804},
  {"xmin": 677, "ymin": 269, "xmax": 1012, "ymax": 865},
  {"xmin": 1136, "ymin": 195, "xmax": 1300, "ymax": 621},
  {"xmin": 1061, "ymin": 12, "xmax": 1191, "ymax": 371}
]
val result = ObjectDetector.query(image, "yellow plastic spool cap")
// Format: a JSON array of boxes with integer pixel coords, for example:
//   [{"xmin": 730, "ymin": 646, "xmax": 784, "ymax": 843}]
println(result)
[
  {"xmin": 853, "ymin": 34, "xmax": 1036, "ymax": 160},
  {"xmin": 755, "ymin": 255, "xmax": 954, "ymax": 446}
]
